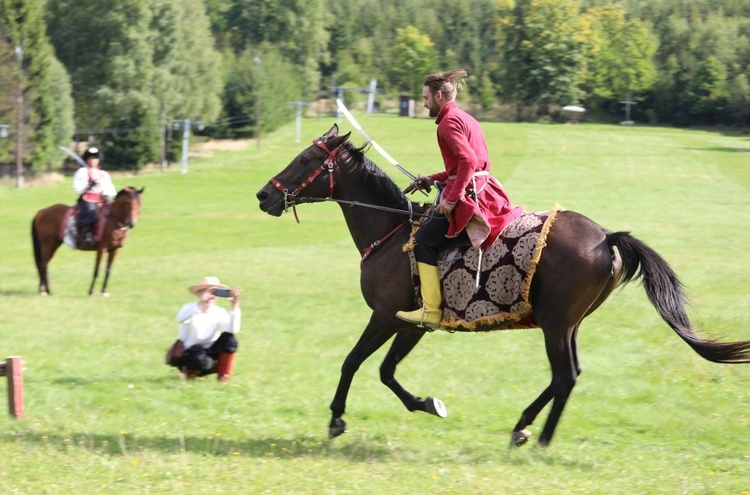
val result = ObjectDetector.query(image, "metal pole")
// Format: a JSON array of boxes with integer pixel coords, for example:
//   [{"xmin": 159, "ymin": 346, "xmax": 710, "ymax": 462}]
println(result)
[
  {"xmin": 160, "ymin": 107, "xmax": 167, "ymax": 172},
  {"xmin": 295, "ymin": 103, "xmax": 302, "ymax": 143},
  {"xmin": 15, "ymin": 46, "xmax": 23, "ymax": 189},
  {"xmin": 181, "ymin": 119, "xmax": 190, "ymax": 174},
  {"xmin": 367, "ymin": 79, "xmax": 377, "ymax": 113},
  {"xmin": 254, "ymin": 56, "xmax": 262, "ymax": 150}
]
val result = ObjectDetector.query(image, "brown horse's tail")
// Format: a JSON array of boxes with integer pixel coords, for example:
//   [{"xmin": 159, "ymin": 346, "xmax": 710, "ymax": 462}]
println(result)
[
  {"xmin": 32, "ymin": 215, "xmax": 44, "ymax": 275},
  {"xmin": 608, "ymin": 231, "xmax": 750, "ymax": 364}
]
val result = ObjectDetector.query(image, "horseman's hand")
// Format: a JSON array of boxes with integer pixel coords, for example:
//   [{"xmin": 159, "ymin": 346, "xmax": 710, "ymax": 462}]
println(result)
[
  {"xmin": 436, "ymin": 198, "xmax": 456, "ymax": 215},
  {"xmin": 404, "ymin": 175, "xmax": 434, "ymax": 195}
]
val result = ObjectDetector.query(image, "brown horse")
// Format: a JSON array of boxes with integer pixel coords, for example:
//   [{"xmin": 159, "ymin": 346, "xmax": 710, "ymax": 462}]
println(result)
[
  {"xmin": 256, "ymin": 124, "xmax": 750, "ymax": 447},
  {"xmin": 32, "ymin": 186, "xmax": 144, "ymax": 296}
]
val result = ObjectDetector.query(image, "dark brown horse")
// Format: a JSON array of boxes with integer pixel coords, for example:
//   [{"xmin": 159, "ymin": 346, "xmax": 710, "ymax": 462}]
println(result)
[
  {"xmin": 32, "ymin": 186, "xmax": 144, "ymax": 296},
  {"xmin": 256, "ymin": 124, "xmax": 750, "ymax": 447}
]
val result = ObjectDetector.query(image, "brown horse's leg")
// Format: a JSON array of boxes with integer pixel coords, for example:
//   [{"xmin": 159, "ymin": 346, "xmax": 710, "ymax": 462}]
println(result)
[
  {"xmin": 329, "ymin": 313, "xmax": 397, "ymax": 438},
  {"xmin": 100, "ymin": 249, "xmax": 119, "ymax": 297},
  {"xmin": 88, "ymin": 248, "xmax": 104, "ymax": 296}
]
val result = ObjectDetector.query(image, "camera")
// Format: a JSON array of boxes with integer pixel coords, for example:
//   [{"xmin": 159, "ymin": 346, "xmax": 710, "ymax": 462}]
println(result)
[{"xmin": 213, "ymin": 288, "xmax": 232, "ymax": 298}]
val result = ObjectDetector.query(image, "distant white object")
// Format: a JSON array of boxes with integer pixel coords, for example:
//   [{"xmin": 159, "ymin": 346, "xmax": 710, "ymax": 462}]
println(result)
[{"xmin": 562, "ymin": 105, "xmax": 586, "ymax": 113}]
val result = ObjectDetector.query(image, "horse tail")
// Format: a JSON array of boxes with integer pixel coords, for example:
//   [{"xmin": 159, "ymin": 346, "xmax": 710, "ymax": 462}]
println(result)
[
  {"xmin": 32, "ymin": 215, "xmax": 43, "ymax": 273},
  {"xmin": 608, "ymin": 231, "xmax": 750, "ymax": 364}
]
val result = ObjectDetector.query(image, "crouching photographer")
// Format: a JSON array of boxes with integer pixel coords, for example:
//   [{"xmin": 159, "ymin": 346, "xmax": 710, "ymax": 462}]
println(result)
[{"xmin": 165, "ymin": 276, "xmax": 242, "ymax": 383}]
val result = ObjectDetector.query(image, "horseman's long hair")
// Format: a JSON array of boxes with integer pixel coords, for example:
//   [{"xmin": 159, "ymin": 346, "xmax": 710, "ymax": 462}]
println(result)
[{"xmin": 423, "ymin": 69, "xmax": 468, "ymax": 99}]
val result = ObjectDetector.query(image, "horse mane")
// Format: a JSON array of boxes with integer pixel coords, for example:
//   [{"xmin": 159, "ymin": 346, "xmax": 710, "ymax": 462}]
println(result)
[
  {"xmin": 115, "ymin": 186, "xmax": 139, "ymax": 200},
  {"xmin": 339, "ymin": 141, "xmax": 417, "ymax": 211}
]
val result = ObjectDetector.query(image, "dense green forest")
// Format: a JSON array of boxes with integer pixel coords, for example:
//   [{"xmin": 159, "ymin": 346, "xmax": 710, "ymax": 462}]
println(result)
[{"xmin": 1, "ymin": 0, "xmax": 749, "ymax": 172}]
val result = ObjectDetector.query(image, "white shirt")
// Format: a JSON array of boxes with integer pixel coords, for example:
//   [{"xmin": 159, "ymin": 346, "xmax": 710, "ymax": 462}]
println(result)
[
  {"xmin": 72, "ymin": 166, "xmax": 117, "ymax": 199},
  {"xmin": 176, "ymin": 302, "xmax": 241, "ymax": 349}
]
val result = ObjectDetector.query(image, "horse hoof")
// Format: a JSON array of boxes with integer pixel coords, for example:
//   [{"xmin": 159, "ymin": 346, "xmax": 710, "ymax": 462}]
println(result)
[
  {"xmin": 510, "ymin": 429, "xmax": 532, "ymax": 448},
  {"xmin": 102, "ymin": 291, "xmax": 110, "ymax": 298},
  {"xmin": 425, "ymin": 396, "xmax": 447, "ymax": 418},
  {"xmin": 329, "ymin": 418, "xmax": 347, "ymax": 439},
  {"xmin": 40, "ymin": 291, "xmax": 48, "ymax": 296}
]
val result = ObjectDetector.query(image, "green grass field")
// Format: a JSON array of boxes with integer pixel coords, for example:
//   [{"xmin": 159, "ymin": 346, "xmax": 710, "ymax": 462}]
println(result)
[{"xmin": 1, "ymin": 115, "xmax": 749, "ymax": 494}]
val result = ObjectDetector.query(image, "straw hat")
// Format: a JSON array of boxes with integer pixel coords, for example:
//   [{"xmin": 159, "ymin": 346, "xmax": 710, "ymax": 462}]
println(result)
[{"xmin": 188, "ymin": 276, "xmax": 228, "ymax": 295}]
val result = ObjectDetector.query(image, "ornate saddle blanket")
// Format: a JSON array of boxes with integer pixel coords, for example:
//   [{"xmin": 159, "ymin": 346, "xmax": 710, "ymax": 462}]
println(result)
[{"xmin": 436, "ymin": 206, "xmax": 561, "ymax": 332}]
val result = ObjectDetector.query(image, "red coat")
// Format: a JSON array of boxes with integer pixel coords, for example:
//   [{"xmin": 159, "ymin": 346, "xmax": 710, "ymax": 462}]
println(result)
[{"xmin": 429, "ymin": 102, "xmax": 523, "ymax": 249}]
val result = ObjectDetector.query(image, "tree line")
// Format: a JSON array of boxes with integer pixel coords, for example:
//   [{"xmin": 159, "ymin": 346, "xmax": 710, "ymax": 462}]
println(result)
[{"xmin": 1, "ymin": 0, "xmax": 749, "ymax": 173}]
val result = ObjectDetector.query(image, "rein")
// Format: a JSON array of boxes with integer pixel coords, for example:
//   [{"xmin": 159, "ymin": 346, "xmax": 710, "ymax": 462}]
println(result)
[{"xmin": 296, "ymin": 196, "xmax": 437, "ymax": 221}]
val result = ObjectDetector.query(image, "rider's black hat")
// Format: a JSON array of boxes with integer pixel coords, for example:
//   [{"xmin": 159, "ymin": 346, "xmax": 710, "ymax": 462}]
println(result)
[{"xmin": 82, "ymin": 147, "xmax": 100, "ymax": 160}]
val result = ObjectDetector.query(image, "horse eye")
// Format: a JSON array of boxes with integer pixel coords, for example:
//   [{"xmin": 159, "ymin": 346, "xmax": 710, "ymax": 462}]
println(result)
[{"xmin": 300, "ymin": 156, "xmax": 310, "ymax": 165}]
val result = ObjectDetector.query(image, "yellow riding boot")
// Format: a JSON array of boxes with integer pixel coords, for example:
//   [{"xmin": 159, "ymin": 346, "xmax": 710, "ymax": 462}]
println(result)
[{"xmin": 396, "ymin": 262, "xmax": 442, "ymax": 329}]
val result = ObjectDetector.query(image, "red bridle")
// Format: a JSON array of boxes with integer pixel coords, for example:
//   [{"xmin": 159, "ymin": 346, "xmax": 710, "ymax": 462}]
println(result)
[{"xmin": 268, "ymin": 138, "xmax": 341, "ymax": 222}]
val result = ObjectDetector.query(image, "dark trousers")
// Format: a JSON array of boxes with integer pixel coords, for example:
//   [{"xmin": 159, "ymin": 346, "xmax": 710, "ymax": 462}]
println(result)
[
  {"xmin": 76, "ymin": 199, "xmax": 98, "ymax": 228},
  {"xmin": 171, "ymin": 332, "xmax": 238, "ymax": 376},
  {"xmin": 414, "ymin": 215, "xmax": 470, "ymax": 265}
]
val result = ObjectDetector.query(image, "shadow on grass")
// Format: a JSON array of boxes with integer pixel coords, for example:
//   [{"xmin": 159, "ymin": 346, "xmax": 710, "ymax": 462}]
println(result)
[
  {"xmin": 685, "ymin": 146, "xmax": 750, "ymax": 153},
  {"xmin": 0, "ymin": 430, "xmax": 395, "ymax": 462}
]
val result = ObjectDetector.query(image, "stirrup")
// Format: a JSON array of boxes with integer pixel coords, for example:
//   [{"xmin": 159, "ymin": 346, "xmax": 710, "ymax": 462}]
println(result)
[{"xmin": 396, "ymin": 307, "xmax": 440, "ymax": 330}]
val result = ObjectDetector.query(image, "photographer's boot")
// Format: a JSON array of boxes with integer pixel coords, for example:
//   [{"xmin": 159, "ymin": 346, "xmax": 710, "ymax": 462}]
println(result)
[
  {"xmin": 396, "ymin": 262, "xmax": 442, "ymax": 329},
  {"xmin": 217, "ymin": 353, "xmax": 235, "ymax": 383}
]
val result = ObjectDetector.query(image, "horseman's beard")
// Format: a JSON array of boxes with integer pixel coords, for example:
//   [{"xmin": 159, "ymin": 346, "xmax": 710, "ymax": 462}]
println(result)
[{"xmin": 427, "ymin": 102, "xmax": 440, "ymax": 118}]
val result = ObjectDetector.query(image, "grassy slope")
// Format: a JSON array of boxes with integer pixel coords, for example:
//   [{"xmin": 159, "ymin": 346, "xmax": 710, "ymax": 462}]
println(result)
[{"xmin": 0, "ymin": 117, "xmax": 749, "ymax": 494}]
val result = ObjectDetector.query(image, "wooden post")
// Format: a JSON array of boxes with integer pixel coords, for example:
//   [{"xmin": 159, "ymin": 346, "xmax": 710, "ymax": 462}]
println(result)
[{"xmin": 0, "ymin": 356, "xmax": 24, "ymax": 419}]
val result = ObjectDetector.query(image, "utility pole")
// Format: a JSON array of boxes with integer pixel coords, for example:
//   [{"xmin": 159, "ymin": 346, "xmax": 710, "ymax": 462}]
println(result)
[
  {"xmin": 0, "ymin": 124, "xmax": 7, "ymax": 178},
  {"xmin": 254, "ymin": 56, "xmax": 262, "ymax": 150},
  {"xmin": 288, "ymin": 102, "xmax": 310, "ymax": 143},
  {"xmin": 160, "ymin": 107, "xmax": 167, "ymax": 171},
  {"xmin": 366, "ymin": 79, "xmax": 377, "ymax": 113},
  {"xmin": 15, "ymin": 45, "xmax": 24, "ymax": 189},
  {"xmin": 173, "ymin": 119, "xmax": 203, "ymax": 174}
]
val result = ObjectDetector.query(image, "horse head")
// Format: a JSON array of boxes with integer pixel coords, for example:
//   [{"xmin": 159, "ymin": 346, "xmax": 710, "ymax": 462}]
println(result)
[
  {"xmin": 113, "ymin": 186, "xmax": 145, "ymax": 228},
  {"xmin": 256, "ymin": 124, "xmax": 351, "ymax": 216}
]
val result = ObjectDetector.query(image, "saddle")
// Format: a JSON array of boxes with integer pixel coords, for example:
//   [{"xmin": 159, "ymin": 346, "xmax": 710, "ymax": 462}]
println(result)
[
  {"xmin": 424, "ymin": 206, "xmax": 562, "ymax": 332},
  {"xmin": 60, "ymin": 205, "xmax": 108, "ymax": 249}
]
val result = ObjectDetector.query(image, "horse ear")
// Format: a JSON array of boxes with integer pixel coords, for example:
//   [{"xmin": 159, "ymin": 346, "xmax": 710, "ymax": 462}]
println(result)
[
  {"xmin": 326, "ymin": 131, "xmax": 351, "ymax": 150},
  {"xmin": 138, "ymin": 186, "xmax": 145, "ymax": 194},
  {"xmin": 321, "ymin": 124, "xmax": 339, "ymax": 140}
]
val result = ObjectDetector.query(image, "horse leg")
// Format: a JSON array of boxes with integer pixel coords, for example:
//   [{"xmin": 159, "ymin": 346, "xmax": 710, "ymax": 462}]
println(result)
[
  {"xmin": 510, "ymin": 324, "xmax": 581, "ymax": 448},
  {"xmin": 100, "ymin": 249, "xmax": 118, "ymax": 297},
  {"xmin": 537, "ymin": 325, "xmax": 582, "ymax": 446},
  {"xmin": 33, "ymin": 225, "xmax": 61, "ymax": 296},
  {"xmin": 509, "ymin": 214, "xmax": 618, "ymax": 447},
  {"xmin": 329, "ymin": 313, "xmax": 396, "ymax": 438},
  {"xmin": 88, "ymin": 248, "xmax": 104, "ymax": 296},
  {"xmin": 379, "ymin": 328, "xmax": 446, "ymax": 417}
]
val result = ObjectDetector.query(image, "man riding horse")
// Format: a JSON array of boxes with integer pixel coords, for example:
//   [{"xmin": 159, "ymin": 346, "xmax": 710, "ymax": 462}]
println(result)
[
  {"xmin": 72, "ymin": 147, "xmax": 116, "ymax": 247},
  {"xmin": 396, "ymin": 69, "xmax": 523, "ymax": 329}
]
